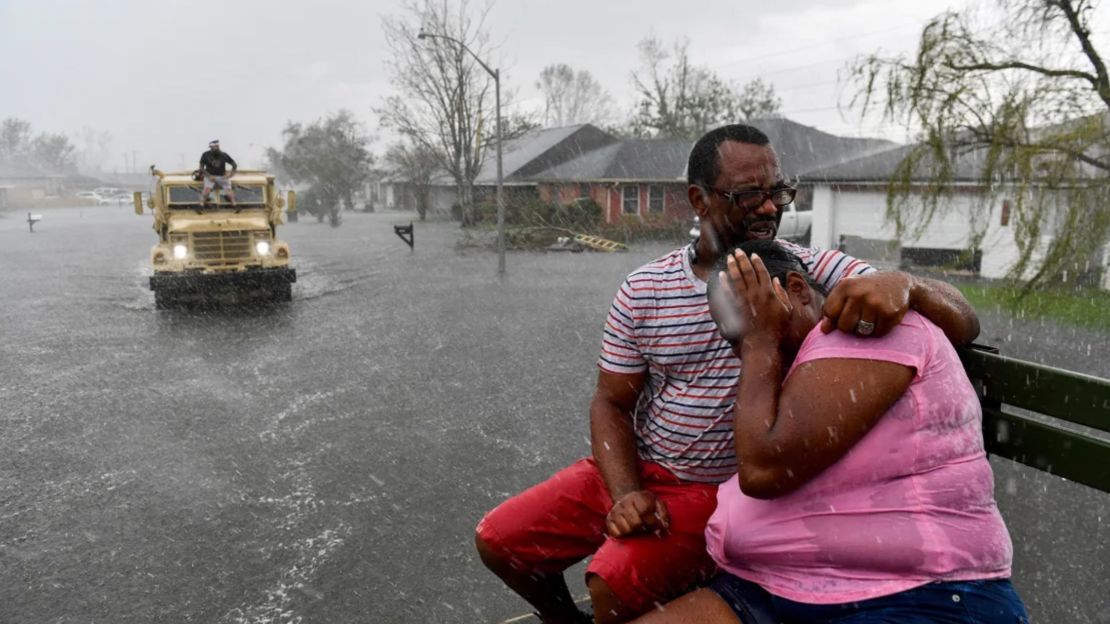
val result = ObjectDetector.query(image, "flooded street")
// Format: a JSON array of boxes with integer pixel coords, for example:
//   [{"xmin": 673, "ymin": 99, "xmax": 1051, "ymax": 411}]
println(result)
[{"xmin": 1, "ymin": 207, "xmax": 1107, "ymax": 623}]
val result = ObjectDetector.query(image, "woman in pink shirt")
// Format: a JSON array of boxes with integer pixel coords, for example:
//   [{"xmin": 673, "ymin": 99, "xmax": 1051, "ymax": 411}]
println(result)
[{"xmin": 634, "ymin": 240, "xmax": 1028, "ymax": 624}]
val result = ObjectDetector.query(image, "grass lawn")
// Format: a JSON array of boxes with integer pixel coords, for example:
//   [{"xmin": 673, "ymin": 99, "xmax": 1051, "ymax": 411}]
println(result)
[{"xmin": 957, "ymin": 282, "xmax": 1110, "ymax": 330}]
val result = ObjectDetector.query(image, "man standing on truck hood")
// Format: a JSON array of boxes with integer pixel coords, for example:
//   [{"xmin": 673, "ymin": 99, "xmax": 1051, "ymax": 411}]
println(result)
[{"xmin": 199, "ymin": 140, "xmax": 238, "ymax": 206}]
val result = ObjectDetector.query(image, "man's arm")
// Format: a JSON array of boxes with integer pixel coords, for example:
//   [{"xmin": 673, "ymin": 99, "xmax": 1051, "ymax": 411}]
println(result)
[
  {"xmin": 590, "ymin": 370, "xmax": 669, "ymax": 537},
  {"xmin": 821, "ymin": 272, "xmax": 980, "ymax": 345},
  {"xmin": 226, "ymin": 154, "xmax": 237, "ymax": 175}
]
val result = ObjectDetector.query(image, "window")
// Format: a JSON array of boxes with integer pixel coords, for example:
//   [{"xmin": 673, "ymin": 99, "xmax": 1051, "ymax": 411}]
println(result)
[
  {"xmin": 648, "ymin": 185, "xmax": 664, "ymax": 213},
  {"xmin": 622, "ymin": 184, "xmax": 640, "ymax": 215},
  {"xmin": 579, "ymin": 183, "xmax": 590, "ymax": 199}
]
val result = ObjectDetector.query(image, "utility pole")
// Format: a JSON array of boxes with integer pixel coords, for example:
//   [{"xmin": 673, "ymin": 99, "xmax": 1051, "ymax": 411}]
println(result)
[{"xmin": 417, "ymin": 30, "xmax": 506, "ymax": 277}]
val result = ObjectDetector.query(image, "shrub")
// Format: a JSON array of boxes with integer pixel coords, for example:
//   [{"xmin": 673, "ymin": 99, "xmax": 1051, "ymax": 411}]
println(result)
[{"xmin": 599, "ymin": 214, "xmax": 689, "ymax": 243}]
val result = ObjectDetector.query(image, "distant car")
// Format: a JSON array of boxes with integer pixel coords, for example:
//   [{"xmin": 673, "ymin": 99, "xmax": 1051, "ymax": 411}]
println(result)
[
  {"xmin": 777, "ymin": 202, "xmax": 812, "ymax": 245},
  {"xmin": 76, "ymin": 191, "xmax": 109, "ymax": 204}
]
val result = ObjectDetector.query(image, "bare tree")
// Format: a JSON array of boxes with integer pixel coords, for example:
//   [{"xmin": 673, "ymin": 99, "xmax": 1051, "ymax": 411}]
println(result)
[
  {"xmin": 536, "ymin": 64, "xmax": 615, "ymax": 127},
  {"xmin": 74, "ymin": 127, "xmax": 113, "ymax": 173},
  {"xmin": 0, "ymin": 118, "xmax": 77, "ymax": 172},
  {"xmin": 385, "ymin": 141, "xmax": 440, "ymax": 221},
  {"xmin": 629, "ymin": 36, "xmax": 781, "ymax": 138},
  {"xmin": 850, "ymin": 0, "xmax": 1110, "ymax": 293},
  {"xmin": 378, "ymin": 0, "xmax": 499, "ymax": 225},
  {"xmin": 31, "ymin": 133, "xmax": 77, "ymax": 173},
  {"xmin": 736, "ymin": 77, "xmax": 782, "ymax": 121},
  {"xmin": 0, "ymin": 118, "xmax": 33, "ymax": 162}
]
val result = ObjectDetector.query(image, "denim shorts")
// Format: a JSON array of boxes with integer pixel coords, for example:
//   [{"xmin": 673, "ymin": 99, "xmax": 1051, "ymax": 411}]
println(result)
[{"xmin": 709, "ymin": 573, "xmax": 1030, "ymax": 623}]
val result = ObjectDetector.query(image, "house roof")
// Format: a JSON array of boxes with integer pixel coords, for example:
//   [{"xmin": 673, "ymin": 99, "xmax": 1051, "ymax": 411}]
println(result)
[
  {"xmin": 419, "ymin": 118, "xmax": 898, "ymax": 187},
  {"xmin": 0, "ymin": 162, "xmax": 60, "ymax": 179},
  {"xmin": 425, "ymin": 124, "xmax": 619, "ymax": 186},
  {"xmin": 472, "ymin": 124, "xmax": 619, "ymax": 184},
  {"xmin": 529, "ymin": 138, "xmax": 693, "ymax": 181},
  {"xmin": 751, "ymin": 117, "xmax": 896, "ymax": 179},
  {"xmin": 529, "ymin": 119, "xmax": 894, "ymax": 184},
  {"xmin": 798, "ymin": 142, "xmax": 989, "ymax": 183}
]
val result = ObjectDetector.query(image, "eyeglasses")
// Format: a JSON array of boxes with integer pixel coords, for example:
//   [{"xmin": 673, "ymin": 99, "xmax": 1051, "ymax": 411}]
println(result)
[{"xmin": 705, "ymin": 185, "xmax": 797, "ymax": 211}]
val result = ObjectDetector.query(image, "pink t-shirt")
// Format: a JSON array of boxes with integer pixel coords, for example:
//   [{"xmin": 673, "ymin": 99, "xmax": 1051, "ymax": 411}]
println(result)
[{"xmin": 704, "ymin": 311, "xmax": 1013, "ymax": 604}]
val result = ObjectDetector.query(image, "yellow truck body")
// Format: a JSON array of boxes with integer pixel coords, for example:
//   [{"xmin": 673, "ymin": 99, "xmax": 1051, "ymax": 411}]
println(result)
[{"xmin": 137, "ymin": 170, "xmax": 296, "ymax": 307}]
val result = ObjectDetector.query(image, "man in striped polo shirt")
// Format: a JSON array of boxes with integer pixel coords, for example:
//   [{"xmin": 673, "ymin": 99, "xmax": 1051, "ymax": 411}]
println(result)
[{"xmin": 476, "ymin": 125, "xmax": 980, "ymax": 624}]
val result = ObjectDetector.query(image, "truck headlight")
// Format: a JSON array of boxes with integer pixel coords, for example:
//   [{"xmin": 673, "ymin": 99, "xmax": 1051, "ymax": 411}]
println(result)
[
  {"xmin": 173, "ymin": 244, "xmax": 188, "ymax": 259},
  {"xmin": 255, "ymin": 241, "xmax": 271, "ymax": 255}
]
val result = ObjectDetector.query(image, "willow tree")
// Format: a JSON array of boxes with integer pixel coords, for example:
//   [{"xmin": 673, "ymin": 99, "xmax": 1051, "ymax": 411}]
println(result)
[{"xmin": 851, "ymin": 0, "xmax": 1110, "ymax": 294}]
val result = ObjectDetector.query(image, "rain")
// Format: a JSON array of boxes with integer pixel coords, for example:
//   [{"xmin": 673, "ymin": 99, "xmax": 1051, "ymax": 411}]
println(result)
[{"xmin": 2, "ymin": 1, "xmax": 1109, "ymax": 623}]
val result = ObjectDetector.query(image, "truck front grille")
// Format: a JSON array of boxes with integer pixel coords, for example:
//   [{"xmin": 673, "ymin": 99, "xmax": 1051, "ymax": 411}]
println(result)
[{"xmin": 192, "ymin": 231, "xmax": 252, "ymax": 265}]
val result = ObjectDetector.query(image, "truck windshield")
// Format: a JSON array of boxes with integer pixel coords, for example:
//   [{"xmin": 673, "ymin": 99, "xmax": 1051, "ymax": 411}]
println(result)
[{"xmin": 166, "ymin": 184, "xmax": 266, "ymax": 206}]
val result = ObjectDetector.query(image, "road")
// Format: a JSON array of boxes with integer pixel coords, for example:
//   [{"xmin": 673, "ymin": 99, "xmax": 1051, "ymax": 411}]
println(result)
[{"xmin": 1, "ymin": 206, "xmax": 1107, "ymax": 623}]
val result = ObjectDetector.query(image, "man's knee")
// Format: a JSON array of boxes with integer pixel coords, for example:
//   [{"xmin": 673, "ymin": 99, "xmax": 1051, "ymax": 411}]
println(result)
[
  {"xmin": 587, "ymin": 574, "xmax": 636, "ymax": 624},
  {"xmin": 475, "ymin": 529, "xmax": 508, "ymax": 572}
]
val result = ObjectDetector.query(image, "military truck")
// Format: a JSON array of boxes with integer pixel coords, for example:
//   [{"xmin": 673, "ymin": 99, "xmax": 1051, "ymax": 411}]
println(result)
[{"xmin": 134, "ymin": 169, "xmax": 297, "ymax": 308}]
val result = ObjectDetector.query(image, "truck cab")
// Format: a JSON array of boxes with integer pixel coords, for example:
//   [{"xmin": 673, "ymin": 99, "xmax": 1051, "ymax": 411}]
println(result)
[{"xmin": 135, "ymin": 169, "xmax": 296, "ymax": 307}]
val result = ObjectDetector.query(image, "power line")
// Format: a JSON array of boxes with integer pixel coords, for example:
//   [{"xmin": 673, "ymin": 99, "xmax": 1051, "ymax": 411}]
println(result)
[{"xmin": 713, "ymin": 21, "xmax": 923, "ymax": 70}]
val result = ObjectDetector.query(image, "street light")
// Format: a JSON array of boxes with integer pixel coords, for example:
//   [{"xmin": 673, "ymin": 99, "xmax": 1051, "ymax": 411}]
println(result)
[{"xmin": 417, "ymin": 30, "xmax": 505, "ymax": 276}]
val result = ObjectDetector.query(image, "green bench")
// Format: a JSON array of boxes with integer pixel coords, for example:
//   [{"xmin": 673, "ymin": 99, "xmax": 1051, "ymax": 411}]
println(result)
[{"xmin": 959, "ymin": 344, "xmax": 1110, "ymax": 493}]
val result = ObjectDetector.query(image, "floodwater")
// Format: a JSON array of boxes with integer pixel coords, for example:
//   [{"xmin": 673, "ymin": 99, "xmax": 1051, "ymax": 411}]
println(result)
[{"xmin": 1, "ymin": 207, "xmax": 1107, "ymax": 623}]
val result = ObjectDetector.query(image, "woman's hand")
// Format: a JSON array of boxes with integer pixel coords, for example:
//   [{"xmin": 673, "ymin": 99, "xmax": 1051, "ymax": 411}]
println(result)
[{"xmin": 720, "ymin": 249, "xmax": 793, "ymax": 345}]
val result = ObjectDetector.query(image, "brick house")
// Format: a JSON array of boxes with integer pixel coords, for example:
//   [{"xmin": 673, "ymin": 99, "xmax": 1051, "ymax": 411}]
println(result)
[
  {"xmin": 529, "ymin": 137, "xmax": 695, "ymax": 223},
  {"xmin": 388, "ymin": 118, "xmax": 896, "ymax": 226},
  {"xmin": 525, "ymin": 118, "xmax": 894, "ymax": 225}
]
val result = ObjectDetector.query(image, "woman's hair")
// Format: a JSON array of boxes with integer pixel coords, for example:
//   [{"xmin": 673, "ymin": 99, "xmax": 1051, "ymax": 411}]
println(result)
[{"xmin": 707, "ymin": 240, "xmax": 828, "ymax": 300}]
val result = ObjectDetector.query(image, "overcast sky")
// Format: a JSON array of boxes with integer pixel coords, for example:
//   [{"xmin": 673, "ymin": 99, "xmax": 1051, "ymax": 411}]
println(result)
[{"xmin": 1, "ymin": 0, "xmax": 989, "ymax": 172}]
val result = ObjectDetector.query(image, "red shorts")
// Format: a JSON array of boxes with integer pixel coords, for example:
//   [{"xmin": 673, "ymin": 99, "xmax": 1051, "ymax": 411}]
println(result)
[{"xmin": 476, "ymin": 458, "xmax": 719, "ymax": 613}]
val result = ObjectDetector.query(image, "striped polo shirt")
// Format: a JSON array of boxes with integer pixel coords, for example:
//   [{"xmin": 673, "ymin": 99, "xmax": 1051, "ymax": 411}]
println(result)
[{"xmin": 598, "ymin": 240, "xmax": 874, "ymax": 483}]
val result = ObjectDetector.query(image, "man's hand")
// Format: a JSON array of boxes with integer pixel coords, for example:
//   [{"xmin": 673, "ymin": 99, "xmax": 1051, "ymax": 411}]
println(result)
[
  {"xmin": 821, "ymin": 272, "xmax": 913, "ymax": 338},
  {"xmin": 606, "ymin": 490, "xmax": 670, "ymax": 538}
]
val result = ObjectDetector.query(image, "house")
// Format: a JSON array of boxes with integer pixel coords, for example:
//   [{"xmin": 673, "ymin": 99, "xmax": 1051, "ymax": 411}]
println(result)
[
  {"xmin": 799, "ymin": 141, "xmax": 1110, "ymax": 289},
  {"xmin": 0, "ymin": 162, "xmax": 65, "ymax": 209},
  {"xmin": 382, "ymin": 118, "xmax": 896, "ymax": 227},
  {"xmin": 800, "ymin": 144, "xmax": 992, "ymax": 267},
  {"xmin": 529, "ymin": 137, "xmax": 693, "ymax": 223},
  {"xmin": 375, "ymin": 124, "xmax": 620, "ymax": 216}
]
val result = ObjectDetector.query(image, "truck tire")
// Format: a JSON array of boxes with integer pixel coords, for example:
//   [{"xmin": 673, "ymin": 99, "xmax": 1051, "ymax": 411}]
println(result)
[
  {"xmin": 154, "ymin": 289, "xmax": 174, "ymax": 310},
  {"xmin": 271, "ymin": 282, "xmax": 293, "ymax": 303}
]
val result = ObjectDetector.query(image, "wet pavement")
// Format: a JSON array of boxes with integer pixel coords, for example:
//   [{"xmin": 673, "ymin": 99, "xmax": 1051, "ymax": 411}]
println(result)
[{"xmin": 1, "ymin": 207, "xmax": 1107, "ymax": 623}]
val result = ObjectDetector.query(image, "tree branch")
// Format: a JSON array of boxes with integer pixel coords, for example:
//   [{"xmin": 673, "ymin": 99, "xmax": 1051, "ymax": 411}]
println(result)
[
  {"xmin": 1056, "ymin": 0, "xmax": 1110, "ymax": 109},
  {"xmin": 946, "ymin": 60, "xmax": 1097, "ymax": 85}
]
